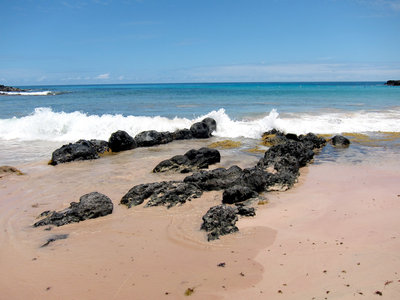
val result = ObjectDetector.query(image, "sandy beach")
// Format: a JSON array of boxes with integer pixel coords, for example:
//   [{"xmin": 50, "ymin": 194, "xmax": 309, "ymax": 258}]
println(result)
[{"xmin": 0, "ymin": 138, "xmax": 399, "ymax": 299}]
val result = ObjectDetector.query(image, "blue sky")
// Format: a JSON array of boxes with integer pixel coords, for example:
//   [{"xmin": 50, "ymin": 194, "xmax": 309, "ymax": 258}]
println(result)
[{"xmin": 1, "ymin": 0, "xmax": 400, "ymax": 85}]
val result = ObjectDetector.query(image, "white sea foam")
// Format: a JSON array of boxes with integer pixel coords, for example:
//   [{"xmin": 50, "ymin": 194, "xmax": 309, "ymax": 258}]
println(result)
[
  {"xmin": 0, "ymin": 91, "xmax": 55, "ymax": 96},
  {"xmin": 1, "ymin": 107, "xmax": 400, "ymax": 142}
]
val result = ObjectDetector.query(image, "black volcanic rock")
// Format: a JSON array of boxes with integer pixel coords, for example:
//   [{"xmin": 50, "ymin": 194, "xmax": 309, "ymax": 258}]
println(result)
[
  {"xmin": 201, "ymin": 117, "xmax": 217, "ymax": 133},
  {"xmin": 119, "ymin": 130, "xmax": 330, "ymax": 241},
  {"xmin": 190, "ymin": 117, "xmax": 217, "ymax": 139},
  {"xmin": 330, "ymin": 135, "xmax": 350, "ymax": 147},
  {"xmin": 385, "ymin": 80, "xmax": 400, "ymax": 86},
  {"xmin": 190, "ymin": 121, "xmax": 212, "ymax": 138},
  {"xmin": 49, "ymin": 140, "xmax": 99, "ymax": 165},
  {"xmin": 120, "ymin": 181, "xmax": 203, "ymax": 209},
  {"xmin": 134, "ymin": 130, "xmax": 174, "ymax": 147},
  {"xmin": 299, "ymin": 133, "xmax": 327, "ymax": 149},
  {"xmin": 222, "ymin": 185, "xmax": 257, "ymax": 204},
  {"xmin": 184, "ymin": 165, "xmax": 243, "ymax": 191},
  {"xmin": 173, "ymin": 128, "xmax": 193, "ymax": 140},
  {"xmin": 153, "ymin": 147, "xmax": 221, "ymax": 173},
  {"xmin": 235, "ymin": 204, "xmax": 256, "ymax": 217},
  {"xmin": 108, "ymin": 130, "xmax": 137, "ymax": 152},
  {"xmin": 201, "ymin": 205, "xmax": 239, "ymax": 241},
  {"xmin": 88, "ymin": 139, "xmax": 110, "ymax": 154},
  {"xmin": 34, "ymin": 192, "xmax": 113, "ymax": 227}
]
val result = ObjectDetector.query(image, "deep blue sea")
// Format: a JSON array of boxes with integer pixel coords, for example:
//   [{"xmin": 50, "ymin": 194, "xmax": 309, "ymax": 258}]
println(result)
[{"xmin": 1, "ymin": 82, "xmax": 399, "ymax": 165}]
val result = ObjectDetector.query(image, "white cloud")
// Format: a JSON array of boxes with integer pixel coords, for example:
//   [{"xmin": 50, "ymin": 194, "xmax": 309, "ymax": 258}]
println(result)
[{"xmin": 96, "ymin": 73, "xmax": 110, "ymax": 79}]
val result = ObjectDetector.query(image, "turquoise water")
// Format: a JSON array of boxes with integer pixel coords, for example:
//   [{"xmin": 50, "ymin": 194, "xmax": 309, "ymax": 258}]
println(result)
[
  {"xmin": 0, "ymin": 82, "xmax": 399, "ymax": 165},
  {"xmin": 1, "ymin": 82, "xmax": 399, "ymax": 119}
]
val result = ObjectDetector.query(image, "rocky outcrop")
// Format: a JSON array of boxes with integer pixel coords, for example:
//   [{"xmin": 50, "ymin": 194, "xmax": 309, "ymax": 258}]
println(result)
[
  {"xmin": 120, "ymin": 130, "xmax": 336, "ymax": 241},
  {"xmin": 153, "ymin": 147, "xmax": 221, "ymax": 173},
  {"xmin": 120, "ymin": 181, "xmax": 203, "ymax": 209},
  {"xmin": 134, "ymin": 130, "xmax": 174, "ymax": 147},
  {"xmin": 34, "ymin": 192, "xmax": 113, "ymax": 227},
  {"xmin": 0, "ymin": 84, "xmax": 26, "ymax": 92},
  {"xmin": 385, "ymin": 80, "xmax": 400, "ymax": 86},
  {"xmin": 201, "ymin": 205, "xmax": 239, "ymax": 241},
  {"xmin": 108, "ymin": 130, "xmax": 137, "ymax": 152},
  {"xmin": 330, "ymin": 135, "xmax": 350, "ymax": 147},
  {"xmin": 49, "ymin": 140, "xmax": 100, "ymax": 165}
]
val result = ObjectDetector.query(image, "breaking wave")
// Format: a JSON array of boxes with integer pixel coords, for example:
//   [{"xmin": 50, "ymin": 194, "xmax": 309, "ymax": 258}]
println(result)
[
  {"xmin": 0, "ymin": 91, "xmax": 58, "ymax": 96},
  {"xmin": 0, "ymin": 107, "xmax": 400, "ymax": 142}
]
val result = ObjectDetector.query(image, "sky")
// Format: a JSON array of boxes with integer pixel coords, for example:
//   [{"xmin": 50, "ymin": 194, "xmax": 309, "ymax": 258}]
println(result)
[{"xmin": 1, "ymin": 0, "xmax": 400, "ymax": 85}]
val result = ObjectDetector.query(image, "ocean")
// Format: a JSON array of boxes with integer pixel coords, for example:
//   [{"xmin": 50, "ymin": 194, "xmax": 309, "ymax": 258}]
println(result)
[{"xmin": 1, "ymin": 82, "xmax": 399, "ymax": 165}]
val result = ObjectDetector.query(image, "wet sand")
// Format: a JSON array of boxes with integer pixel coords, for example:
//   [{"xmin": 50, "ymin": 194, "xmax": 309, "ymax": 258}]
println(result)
[
  {"xmin": 227, "ymin": 162, "xmax": 400, "ymax": 299},
  {"xmin": 1, "ymin": 139, "xmax": 400, "ymax": 299}
]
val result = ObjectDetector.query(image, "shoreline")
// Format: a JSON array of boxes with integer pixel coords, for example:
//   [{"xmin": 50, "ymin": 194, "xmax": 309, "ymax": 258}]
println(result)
[{"xmin": 0, "ymin": 138, "xmax": 399, "ymax": 299}]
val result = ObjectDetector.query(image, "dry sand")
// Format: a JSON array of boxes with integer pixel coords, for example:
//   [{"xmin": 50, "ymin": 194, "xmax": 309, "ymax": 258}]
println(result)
[{"xmin": 0, "ymin": 139, "xmax": 399, "ymax": 299}]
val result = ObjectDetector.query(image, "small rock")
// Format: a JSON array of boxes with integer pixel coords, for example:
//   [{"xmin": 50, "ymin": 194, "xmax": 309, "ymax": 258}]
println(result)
[
  {"xmin": 153, "ymin": 147, "xmax": 221, "ymax": 173},
  {"xmin": 34, "ymin": 192, "xmax": 113, "ymax": 227},
  {"xmin": 201, "ymin": 205, "xmax": 239, "ymax": 241},
  {"xmin": 330, "ymin": 135, "xmax": 350, "ymax": 148}
]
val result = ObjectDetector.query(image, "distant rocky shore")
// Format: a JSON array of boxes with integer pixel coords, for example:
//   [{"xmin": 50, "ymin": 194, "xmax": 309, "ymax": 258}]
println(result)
[
  {"xmin": 34, "ymin": 118, "xmax": 350, "ymax": 242},
  {"xmin": 385, "ymin": 80, "xmax": 400, "ymax": 86},
  {"xmin": 0, "ymin": 84, "xmax": 26, "ymax": 92}
]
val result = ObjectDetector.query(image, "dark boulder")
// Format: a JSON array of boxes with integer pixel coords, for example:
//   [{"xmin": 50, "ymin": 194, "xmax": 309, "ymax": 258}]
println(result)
[
  {"xmin": 222, "ymin": 185, "xmax": 257, "ymax": 204},
  {"xmin": 285, "ymin": 133, "xmax": 300, "ymax": 141},
  {"xmin": 299, "ymin": 133, "xmax": 327, "ymax": 149},
  {"xmin": 261, "ymin": 140, "xmax": 315, "ymax": 169},
  {"xmin": 108, "ymin": 130, "xmax": 137, "ymax": 152},
  {"xmin": 49, "ymin": 140, "xmax": 99, "ymax": 165},
  {"xmin": 184, "ymin": 165, "xmax": 243, "ymax": 191},
  {"xmin": 330, "ymin": 135, "xmax": 350, "ymax": 148},
  {"xmin": 134, "ymin": 130, "xmax": 174, "ymax": 147},
  {"xmin": 34, "ymin": 192, "xmax": 113, "ymax": 227},
  {"xmin": 88, "ymin": 139, "xmax": 110, "ymax": 154},
  {"xmin": 202, "ymin": 117, "xmax": 217, "ymax": 133},
  {"xmin": 153, "ymin": 147, "xmax": 221, "ymax": 173},
  {"xmin": 120, "ymin": 181, "xmax": 203, "ymax": 209},
  {"xmin": 190, "ymin": 121, "xmax": 212, "ymax": 138},
  {"xmin": 261, "ymin": 130, "xmax": 288, "ymax": 146},
  {"xmin": 235, "ymin": 167, "xmax": 269, "ymax": 192},
  {"xmin": 173, "ymin": 129, "xmax": 193, "ymax": 140},
  {"xmin": 201, "ymin": 205, "xmax": 239, "ymax": 241}
]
